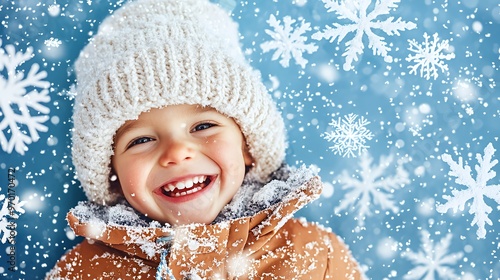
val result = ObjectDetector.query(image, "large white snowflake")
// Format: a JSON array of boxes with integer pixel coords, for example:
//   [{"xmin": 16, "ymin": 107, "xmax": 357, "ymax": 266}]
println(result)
[
  {"xmin": 323, "ymin": 113, "xmax": 374, "ymax": 158},
  {"xmin": 260, "ymin": 14, "xmax": 318, "ymax": 69},
  {"xmin": 402, "ymin": 230, "xmax": 463, "ymax": 280},
  {"xmin": 406, "ymin": 32, "xmax": 455, "ymax": 80},
  {"xmin": 0, "ymin": 194, "xmax": 26, "ymax": 244},
  {"xmin": 437, "ymin": 143, "xmax": 500, "ymax": 239},
  {"xmin": 312, "ymin": 0, "xmax": 416, "ymax": 71},
  {"xmin": 335, "ymin": 152, "xmax": 410, "ymax": 226},
  {"xmin": 0, "ymin": 39, "xmax": 50, "ymax": 155}
]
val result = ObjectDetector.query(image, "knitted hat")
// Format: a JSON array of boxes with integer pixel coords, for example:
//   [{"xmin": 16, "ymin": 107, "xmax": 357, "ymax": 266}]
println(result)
[{"xmin": 72, "ymin": 0, "xmax": 287, "ymax": 205}]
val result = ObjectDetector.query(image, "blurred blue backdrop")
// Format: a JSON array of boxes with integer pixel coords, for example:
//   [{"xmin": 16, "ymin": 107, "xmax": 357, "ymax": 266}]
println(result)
[{"xmin": 1, "ymin": 0, "xmax": 499, "ymax": 279}]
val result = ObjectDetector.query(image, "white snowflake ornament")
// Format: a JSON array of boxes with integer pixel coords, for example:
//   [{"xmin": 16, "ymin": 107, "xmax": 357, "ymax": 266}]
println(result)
[
  {"xmin": 335, "ymin": 151, "xmax": 410, "ymax": 226},
  {"xmin": 260, "ymin": 14, "xmax": 318, "ymax": 69},
  {"xmin": 437, "ymin": 143, "xmax": 500, "ymax": 239},
  {"xmin": 0, "ymin": 194, "xmax": 26, "ymax": 244},
  {"xmin": 406, "ymin": 32, "xmax": 455, "ymax": 80},
  {"xmin": 323, "ymin": 113, "xmax": 374, "ymax": 158},
  {"xmin": 312, "ymin": 0, "xmax": 416, "ymax": 71},
  {"xmin": 0, "ymin": 40, "xmax": 51, "ymax": 155},
  {"xmin": 402, "ymin": 230, "xmax": 464, "ymax": 280}
]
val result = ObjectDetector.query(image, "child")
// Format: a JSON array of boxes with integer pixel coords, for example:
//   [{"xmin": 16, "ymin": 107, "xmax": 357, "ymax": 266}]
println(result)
[{"xmin": 46, "ymin": 0, "xmax": 361, "ymax": 279}]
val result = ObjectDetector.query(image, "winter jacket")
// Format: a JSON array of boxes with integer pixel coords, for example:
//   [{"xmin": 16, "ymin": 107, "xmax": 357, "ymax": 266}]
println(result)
[{"xmin": 46, "ymin": 166, "xmax": 361, "ymax": 279}]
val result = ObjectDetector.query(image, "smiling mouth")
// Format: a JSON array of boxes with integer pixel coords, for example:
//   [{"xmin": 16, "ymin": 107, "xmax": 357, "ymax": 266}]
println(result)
[{"xmin": 160, "ymin": 175, "xmax": 214, "ymax": 198}]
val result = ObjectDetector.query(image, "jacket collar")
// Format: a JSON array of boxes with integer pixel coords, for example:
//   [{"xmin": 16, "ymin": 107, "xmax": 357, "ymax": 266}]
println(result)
[{"xmin": 67, "ymin": 165, "xmax": 323, "ymax": 263}]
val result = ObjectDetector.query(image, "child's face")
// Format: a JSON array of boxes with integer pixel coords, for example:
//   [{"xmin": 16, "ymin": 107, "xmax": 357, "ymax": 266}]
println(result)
[{"xmin": 112, "ymin": 104, "xmax": 252, "ymax": 225}]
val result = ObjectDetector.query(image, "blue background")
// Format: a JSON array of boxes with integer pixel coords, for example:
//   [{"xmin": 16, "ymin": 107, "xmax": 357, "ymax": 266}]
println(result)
[{"xmin": 1, "ymin": 0, "xmax": 499, "ymax": 279}]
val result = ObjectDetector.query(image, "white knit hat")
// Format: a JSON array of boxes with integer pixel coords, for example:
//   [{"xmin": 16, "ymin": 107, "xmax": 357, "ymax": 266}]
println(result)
[{"xmin": 72, "ymin": 0, "xmax": 287, "ymax": 205}]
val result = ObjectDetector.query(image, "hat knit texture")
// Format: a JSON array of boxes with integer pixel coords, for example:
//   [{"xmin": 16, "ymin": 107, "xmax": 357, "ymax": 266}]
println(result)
[{"xmin": 72, "ymin": 0, "xmax": 287, "ymax": 205}]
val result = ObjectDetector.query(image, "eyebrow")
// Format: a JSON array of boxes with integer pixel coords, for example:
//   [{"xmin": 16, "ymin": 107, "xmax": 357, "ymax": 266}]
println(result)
[
  {"xmin": 193, "ymin": 105, "xmax": 216, "ymax": 114},
  {"xmin": 114, "ymin": 120, "xmax": 141, "ymax": 143}
]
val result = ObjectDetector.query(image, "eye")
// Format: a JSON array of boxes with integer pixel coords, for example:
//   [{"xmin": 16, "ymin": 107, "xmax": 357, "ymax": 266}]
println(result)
[
  {"xmin": 192, "ymin": 122, "xmax": 216, "ymax": 132},
  {"xmin": 127, "ymin": 137, "xmax": 154, "ymax": 149}
]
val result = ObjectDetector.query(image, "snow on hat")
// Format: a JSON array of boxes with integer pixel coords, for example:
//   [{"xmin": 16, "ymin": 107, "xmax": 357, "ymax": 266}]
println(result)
[{"xmin": 72, "ymin": 0, "xmax": 287, "ymax": 205}]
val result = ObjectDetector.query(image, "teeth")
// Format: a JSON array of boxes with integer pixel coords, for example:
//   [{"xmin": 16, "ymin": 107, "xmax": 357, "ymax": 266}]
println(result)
[
  {"xmin": 172, "ymin": 187, "xmax": 202, "ymax": 197},
  {"xmin": 162, "ymin": 176, "xmax": 208, "ymax": 195},
  {"xmin": 168, "ymin": 184, "xmax": 176, "ymax": 191},
  {"xmin": 176, "ymin": 181, "xmax": 186, "ymax": 190}
]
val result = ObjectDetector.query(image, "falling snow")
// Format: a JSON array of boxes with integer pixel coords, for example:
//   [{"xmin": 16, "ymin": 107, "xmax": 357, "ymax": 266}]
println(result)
[
  {"xmin": 47, "ymin": 5, "xmax": 61, "ymax": 17},
  {"xmin": 260, "ymin": 14, "xmax": 318, "ymax": 69},
  {"xmin": 1, "ymin": 0, "xmax": 499, "ymax": 278},
  {"xmin": 322, "ymin": 113, "xmax": 374, "ymax": 158},
  {"xmin": 312, "ymin": 0, "xmax": 417, "ymax": 71},
  {"xmin": 437, "ymin": 143, "xmax": 500, "ymax": 239},
  {"xmin": 44, "ymin": 37, "xmax": 62, "ymax": 48},
  {"xmin": 406, "ymin": 32, "xmax": 455, "ymax": 80},
  {"xmin": 0, "ymin": 40, "xmax": 51, "ymax": 155}
]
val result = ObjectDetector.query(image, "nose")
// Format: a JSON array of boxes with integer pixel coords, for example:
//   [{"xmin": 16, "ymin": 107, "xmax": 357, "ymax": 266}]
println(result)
[{"xmin": 158, "ymin": 139, "xmax": 195, "ymax": 166}]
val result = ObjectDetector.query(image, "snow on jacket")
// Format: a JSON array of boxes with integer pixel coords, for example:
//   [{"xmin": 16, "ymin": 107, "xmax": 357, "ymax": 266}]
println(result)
[{"xmin": 46, "ymin": 166, "xmax": 361, "ymax": 279}]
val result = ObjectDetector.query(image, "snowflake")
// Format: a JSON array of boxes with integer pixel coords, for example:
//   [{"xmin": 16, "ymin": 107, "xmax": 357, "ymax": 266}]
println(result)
[
  {"xmin": 437, "ymin": 143, "xmax": 500, "ymax": 239},
  {"xmin": 58, "ymin": 83, "xmax": 78, "ymax": 101},
  {"xmin": 465, "ymin": 107, "xmax": 473, "ymax": 116},
  {"xmin": 44, "ymin": 37, "xmax": 62, "ymax": 48},
  {"xmin": 312, "ymin": 0, "xmax": 416, "ymax": 71},
  {"xmin": 260, "ymin": 14, "xmax": 318, "ymax": 69},
  {"xmin": 0, "ymin": 39, "xmax": 50, "ymax": 155},
  {"xmin": 335, "ymin": 152, "xmax": 410, "ymax": 226},
  {"xmin": 402, "ymin": 230, "xmax": 463, "ymax": 280},
  {"xmin": 0, "ymin": 194, "xmax": 26, "ymax": 244},
  {"xmin": 406, "ymin": 32, "xmax": 455, "ymax": 80},
  {"xmin": 323, "ymin": 113, "xmax": 374, "ymax": 158},
  {"xmin": 48, "ymin": 5, "xmax": 61, "ymax": 17}
]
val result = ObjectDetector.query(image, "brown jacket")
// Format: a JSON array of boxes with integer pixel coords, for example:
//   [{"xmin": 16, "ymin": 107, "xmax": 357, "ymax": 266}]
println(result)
[{"xmin": 46, "ymin": 169, "xmax": 361, "ymax": 279}]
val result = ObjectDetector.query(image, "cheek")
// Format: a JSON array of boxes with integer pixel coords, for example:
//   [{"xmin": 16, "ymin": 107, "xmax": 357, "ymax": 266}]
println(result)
[
  {"xmin": 115, "ymin": 159, "xmax": 148, "ymax": 196},
  {"xmin": 208, "ymin": 140, "xmax": 246, "ymax": 173}
]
